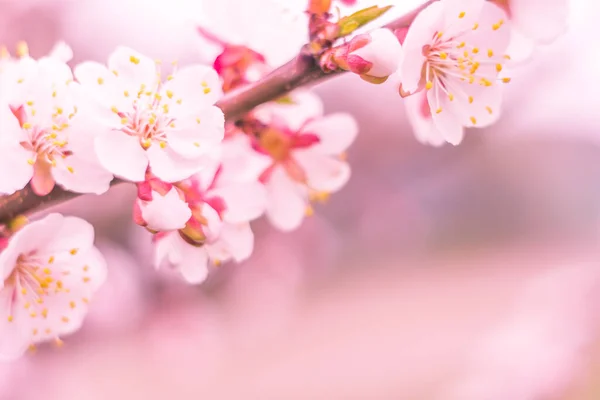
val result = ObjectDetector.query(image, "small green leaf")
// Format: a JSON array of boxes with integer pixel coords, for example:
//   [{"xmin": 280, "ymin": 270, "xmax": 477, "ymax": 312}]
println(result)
[{"xmin": 337, "ymin": 5, "xmax": 393, "ymax": 37}]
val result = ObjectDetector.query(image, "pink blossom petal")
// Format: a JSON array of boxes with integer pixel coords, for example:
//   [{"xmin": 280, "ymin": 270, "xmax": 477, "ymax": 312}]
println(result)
[
  {"xmin": 351, "ymin": 28, "xmax": 402, "ymax": 78},
  {"xmin": 154, "ymin": 233, "xmax": 209, "ymax": 284},
  {"xmin": 509, "ymin": 0, "xmax": 568, "ymax": 44},
  {"xmin": 94, "ymin": 132, "xmax": 148, "ymax": 182},
  {"xmin": 0, "ymin": 215, "xmax": 60, "ymax": 272},
  {"xmin": 48, "ymin": 41, "xmax": 73, "ymax": 63},
  {"xmin": 254, "ymin": 90, "xmax": 324, "ymax": 132},
  {"xmin": 301, "ymin": 113, "xmax": 359, "ymax": 155},
  {"xmin": 460, "ymin": 83, "xmax": 504, "ymax": 128},
  {"xmin": 36, "ymin": 57, "xmax": 73, "ymax": 83},
  {"xmin": 210, "ymin": 182, "xmax": 267, "ymax": 224},
  {"xmin": 294, "ymin": 150, "xmax": 351, "ymax": 193},
  {"xmin": 52, "ymin": 117, "xmax": 114, "ymax": 194},
  {"xmin": 140, "ymin": 188, "xmax": 192, "ymax": 231},
  {"xmin": 0, "ymin": 291, "xmax": 30, "ymax": 361},
  {"xmin": 504, "ymin": 29, "xmax": 536, "ymax": 65},
  {"xmin": 166, "ymin": 108, "xmax": 224, "ymax": 159},
  {"xmin": 146, "ymin": 145, "xmax": 209, "ymax": 183},
  {"xmin": 178, "ymin": 246, "xmax": 210, "ymax": 284},
  {"xmin": 427, "ymin": 89, "xmax": 465, "ymax": 145},
  {"xmin": 399, "ymin": 0, "xmax": 445, "ymax": 94},
  {"xmin": 73, "ymin": 61, "xmax": 128, "ymax": 111},
  {"xmin": 166, "ymin": 129, "xmax": 216, "ymax": 159},
  {"xmin": 206, "ymin": 222, "xmax": 254, "ymax": 263},
  {"xmin": 52, "ymin": 154, "xmax": 113, "ymax": 195},
  {"xmin": 265, "ymin": 166, "xmax": 307, "ymax": 231},
  {"xmin": 462, "ymin": 2, "xmax": 511, "ymax": 54},
  {"xmin": 40, "ymin": 214, "xmax": 96, "ymax": 255},
  {"xmin": 107, "ymin": 46, "xmax": 157, "ymax": 89},
  {"xmin": 0, "ymin": 142, "xmax": 33, "ymax": 195},
  {"xmin": 219, "ymin": 135, "xmax": 272, "ymax": 184},
  {"xmin": 161, "ymin": 65, "xmax": 223, "ymax": 113},
  {"xmin": 33, "ymin": 246, "xmax": 107, "ymax": 342},
  {"xmin": 441, "ymin": 0, "xmax": 485, "ymax": 37},
  {"xmin": 404, "ymin": 91, "xmax": 448, "ymax": 147},
  {"xmin": 201, "ymin": 203, "xmax": 224, "ymax": 242},
  {"xmin": 154, "ymin": 232, "xmax": 182, "ymax": 269}
]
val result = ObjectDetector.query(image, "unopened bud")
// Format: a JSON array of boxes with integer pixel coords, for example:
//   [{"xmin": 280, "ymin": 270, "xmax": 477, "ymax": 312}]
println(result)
[{"xmin": 347, "ymin": 28, "xmax": 401, "ymax": 83}]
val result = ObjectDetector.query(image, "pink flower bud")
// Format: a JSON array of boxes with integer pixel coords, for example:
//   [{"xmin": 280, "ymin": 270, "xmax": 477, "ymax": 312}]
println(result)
[{"xmin": 347, "ymin": 28, "xmax": 401, "ymax": 81}]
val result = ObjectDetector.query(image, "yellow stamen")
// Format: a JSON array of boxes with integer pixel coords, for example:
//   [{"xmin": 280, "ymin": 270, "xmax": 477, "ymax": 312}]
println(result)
[{"xmin": 16, "ymin": 41, "xmax": 29, "ymax": 57}]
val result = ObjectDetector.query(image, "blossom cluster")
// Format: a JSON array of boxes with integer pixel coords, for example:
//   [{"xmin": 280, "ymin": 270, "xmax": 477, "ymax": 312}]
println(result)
[
  {"xmin": 320, "ymin": 0, "xmax": 567, "ymax": 146},
  {"xmin": 0, "ymin": 0, "xmax": 566, "ymax": 360}
]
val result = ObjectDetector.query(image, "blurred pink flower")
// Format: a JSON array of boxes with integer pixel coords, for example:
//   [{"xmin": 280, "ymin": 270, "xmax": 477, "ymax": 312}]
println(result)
[
  {"xmin": 249, "ymin": 93, "xmax": 358, "ymax": 231},
  {"xmin": 0, "ymin": 214, "xmax": 106, "ymax": 360}
]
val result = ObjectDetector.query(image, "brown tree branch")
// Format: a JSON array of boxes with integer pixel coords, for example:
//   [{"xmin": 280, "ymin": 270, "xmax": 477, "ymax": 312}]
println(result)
[{"xmin": 0, "ymin": 1, "xmax": 432, "ymax": 224}]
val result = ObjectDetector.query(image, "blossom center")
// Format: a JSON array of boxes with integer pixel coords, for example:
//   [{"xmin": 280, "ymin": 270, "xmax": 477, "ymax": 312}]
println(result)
[
  {"xmin": 5, "ymin": 252, "xmax": 68, "ymax": 321},
  {"xmin": 13, "ymin": 104, "xmax": 75, "ymax": 169},
  {"xmin": 117, "ymin": 93, "xmax": 174, "ymax": 150},
  {"xmin": 21, "ymin": 124, "xmax": 72, "ymax": 168},
  {"xmin": 419, "ymin": 15, "xmax": 511, "ymax": 118},
  {"xmin": 259, "ymin": 127, "xmax": 292, "ymax": 161}
]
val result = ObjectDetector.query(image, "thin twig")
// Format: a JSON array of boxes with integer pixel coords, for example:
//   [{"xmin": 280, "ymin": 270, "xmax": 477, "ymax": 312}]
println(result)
[{"xmin": 0, "ymin": 1, "xmax": 433, "ymax": 223}]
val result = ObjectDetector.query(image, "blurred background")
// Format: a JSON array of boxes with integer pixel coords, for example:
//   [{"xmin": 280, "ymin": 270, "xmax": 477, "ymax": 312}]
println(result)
[{"xmin": 2, "ymin": 0, "xmax": 600, "ymax": 398}]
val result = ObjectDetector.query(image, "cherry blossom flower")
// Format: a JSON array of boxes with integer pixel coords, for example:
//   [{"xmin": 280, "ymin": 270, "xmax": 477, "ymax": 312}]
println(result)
[
  {"xmin": 151, "ymin": 160, "xmax": 267, "ymax": 284},
  {"xmin": 0, "ymin": 56, "xmax": 113, "ymax": 196},
  {"xmin": 0, "ymin": 213, "xmax": 107, "ymax": 360},
  {"xmin": 73, "ymin": 46, "xmax": 225, "ymax": 183},
  {"xmin": 398, "ymin": 0, "xmax": 511, "ymax": 145},
  {"xmin": 243, "ymin": 92, "xmax": 358, "ymax": 231}
]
